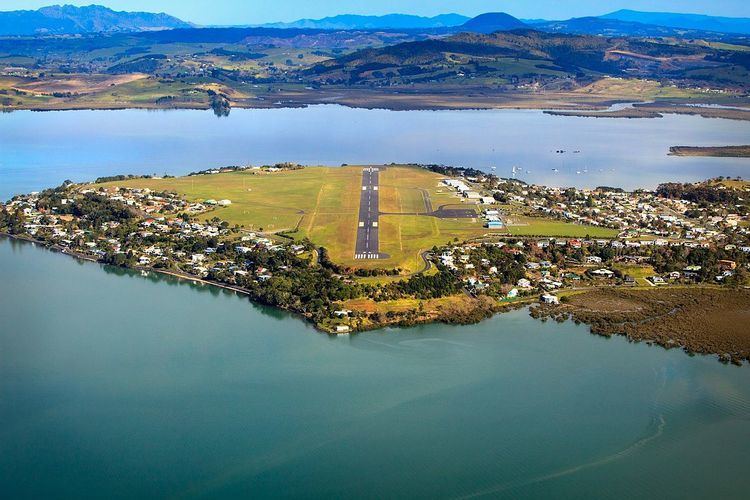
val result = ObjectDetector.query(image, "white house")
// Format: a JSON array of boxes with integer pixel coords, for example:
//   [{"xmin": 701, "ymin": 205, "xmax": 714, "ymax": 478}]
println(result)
[{"xmin": 540, "ymin": 294, "xmax": 559, "ymax": 305}]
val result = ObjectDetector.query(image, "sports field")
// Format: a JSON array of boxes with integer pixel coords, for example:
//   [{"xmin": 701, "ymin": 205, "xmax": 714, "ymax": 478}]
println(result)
[{"xmin": 101, "ymin": 165, "xmax": 614, "ymax": 273}]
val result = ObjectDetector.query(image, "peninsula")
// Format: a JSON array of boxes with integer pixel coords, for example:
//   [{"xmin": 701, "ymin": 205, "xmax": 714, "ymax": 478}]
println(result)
[{"xmin": 2, "ymin": 165, "xmax": 749, "ymax": 364}]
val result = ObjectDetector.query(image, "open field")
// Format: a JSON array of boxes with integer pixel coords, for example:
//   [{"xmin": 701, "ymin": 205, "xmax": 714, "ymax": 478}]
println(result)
[
  {"xmin": 101, "ymin": 165, "xmax": 491, "ymax": 272},
  {"xmin": 505, "ymin": 216, "xmax": 618, "ymax": 238},
  {"xmin": 337, "ymin": 294, "xmax": 508, "ymax": 329},
  {"xmin": 711, "ymin": 179, "xmax": 750, "ymax": 190},
  {"xmin": 612, "ymin": 264, "xmax": 657, "ymax": 286},
  {"xmin": 101, "ymin": 165, "xmax": 619, "ymax": 272}
]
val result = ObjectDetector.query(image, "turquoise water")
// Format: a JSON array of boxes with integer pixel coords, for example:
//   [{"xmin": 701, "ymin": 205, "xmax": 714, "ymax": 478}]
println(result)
[
  {"xmin": 2, "ymin": 106, "xmax": 750, "ymax": 200},
  {"xmin": 1, "ymin": 237, "xmax": 749, "ymax": 498}
]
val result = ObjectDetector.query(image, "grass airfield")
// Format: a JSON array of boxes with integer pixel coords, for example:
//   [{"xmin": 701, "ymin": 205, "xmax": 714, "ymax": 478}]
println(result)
[{"xmin": 102, "ymin": 165, "xmax": 615, "ymax": 273}]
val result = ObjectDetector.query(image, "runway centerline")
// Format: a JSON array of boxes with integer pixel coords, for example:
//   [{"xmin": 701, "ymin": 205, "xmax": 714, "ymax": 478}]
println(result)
[{"xmin": 355, "ymin": 167, "xmax": 384, "ymax": 260}]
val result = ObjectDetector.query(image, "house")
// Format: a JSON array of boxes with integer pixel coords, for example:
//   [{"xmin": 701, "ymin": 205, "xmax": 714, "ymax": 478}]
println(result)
[
  {"xmin": 718, "ymin": 260, "xmax": 737, "ymax": 271},
  {"xmin": 586, "ymin": 256, "xmax": 603, "ymax": 264},
  {"xmin": 506, "ymin": 288, "xmax": 519, "ymax": 299},
  {"xmin": 464, "ymin": 191, "xmax": 481, "ymax": 200},
  {"xmin": 591, "ymin": 269, "xmax": 615, "ymax": 278},
  {"xmin": 540, "ymin": 293, "xmax": 560, "ymax": 305},
  {"xmin": 683, "ymin": 265, "xmax": 702, "ymax": 279},
  {"xmin": 480, "ymin": 197, "xmax": 495, "ymax": 205},
  {"xmin": 335, "ymin": 325, "xmax": 351, "ymax": 334},
  {"xmin": 487, "ymin": 220, "xmax": 503, "ymax": 229},
  {"xmin": 217, "ymin": 199, "xmax": 232, "ymax": 206},
  {"xmin": 333, "ymin": 309, "xmax": 352, "ymax": 318},
  {"xmin": 517, "ymin": 278, "xmax": 532, "ymax": 289},
  {"xmin": 647, "ymin": 276, "xmax": 666, "ymax": 285}
]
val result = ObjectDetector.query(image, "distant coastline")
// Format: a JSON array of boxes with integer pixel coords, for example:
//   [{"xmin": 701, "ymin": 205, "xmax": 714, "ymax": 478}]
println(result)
[
  {"xmin": 669, "ymin": 145, "xmax": 750, "ymax": 157},
  {"xmin": 4, "ymin": 88, "xmax": 750, "ymax": 120}
]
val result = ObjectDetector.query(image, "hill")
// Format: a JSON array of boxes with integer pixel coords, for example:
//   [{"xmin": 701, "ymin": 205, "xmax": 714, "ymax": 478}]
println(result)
[
  {"xmin": 0, "ymin": 4, "xmax": 191, "ymax": 36},
  {"xmin": 459, "ymin": 13, "xmax": 527, "ymax": 34},
  {"xmin": 303, "ymin": 29, "xmax": 745, "ymax": 87},
  {"xmin": 261, "ymin": 13, "xmax": 469, "ymax": 30},
  {"xmin": 602, "ymin": 9, "xmax": 750, "ymax": 35},
  {"xmin": 533, "ymin": 16, "xmax": 732, "ymax": 39}
]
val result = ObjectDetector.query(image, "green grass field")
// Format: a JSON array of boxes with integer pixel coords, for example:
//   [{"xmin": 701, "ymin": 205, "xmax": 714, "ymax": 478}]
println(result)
[
  {"xmin": 506, "ymin": 216, "xmax": 618, "ymax": 238},
  {"xmin": 101, "ymin": 165, "xmax": 617, "ymax": 273}
]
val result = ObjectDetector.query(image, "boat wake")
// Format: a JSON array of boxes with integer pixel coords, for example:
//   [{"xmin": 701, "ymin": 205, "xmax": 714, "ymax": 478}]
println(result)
[{"xmin": 457, "ymin": 414, "xmax": 666, "ymax": 499}]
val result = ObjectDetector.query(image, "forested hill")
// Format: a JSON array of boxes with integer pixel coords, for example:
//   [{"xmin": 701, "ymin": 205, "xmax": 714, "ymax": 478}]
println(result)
[{"xmin": 303, "ymin": 29, "xmax": 750, "ymax": 89}]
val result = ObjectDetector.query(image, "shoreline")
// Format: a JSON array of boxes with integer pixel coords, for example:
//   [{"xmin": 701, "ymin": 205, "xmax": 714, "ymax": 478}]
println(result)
[
  {"xmin": 2, "ymin": 232, "xmax": 746, "ymax": 364},
  {"xmin": 0, "ymin": 232, "xmax": 514, "ymax": 334},
  {"xmin": 4, "ymin": 93, "xmax": 750, "ymax": 120}
]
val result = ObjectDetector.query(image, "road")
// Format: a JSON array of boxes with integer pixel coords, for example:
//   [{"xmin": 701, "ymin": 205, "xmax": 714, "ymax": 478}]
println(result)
[{"xmin": 355, "ymin": 167, "xmax": 383, "ymax": 260}]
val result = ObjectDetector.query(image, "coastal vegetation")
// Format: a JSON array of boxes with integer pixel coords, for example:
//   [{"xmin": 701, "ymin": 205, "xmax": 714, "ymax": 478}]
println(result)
[{"xmin": 531, "ymin": 287, "xmax": 750, "ymax": 365}]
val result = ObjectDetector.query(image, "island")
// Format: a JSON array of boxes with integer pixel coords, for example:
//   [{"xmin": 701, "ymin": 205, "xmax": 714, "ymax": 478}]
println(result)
[
  {"xmin": 2, "ymin": 165, "xmax": 749, "ymax": 364},
  {"xmin": 669, "ymin": 145, "xmax": 750, "ymax": 157}
]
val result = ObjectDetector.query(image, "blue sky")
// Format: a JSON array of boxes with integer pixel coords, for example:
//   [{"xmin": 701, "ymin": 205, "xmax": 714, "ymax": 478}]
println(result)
[{"xmin": 3, "ymin": 1, "xmax": 749, "ymax": 25}]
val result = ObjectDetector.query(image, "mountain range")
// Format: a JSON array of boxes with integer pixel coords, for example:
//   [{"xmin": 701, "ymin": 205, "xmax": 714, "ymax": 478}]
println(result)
[
  {"xmin": 0, "ymin": 5, "xmax": 191, "ymax": 36},
  {"xmin": 260, "ymin": 13, "xmax": 469, "ymax": 30},
  {"xmin": 0, "ymin": 5, "xmax": 749, "ymax": 39},
  {"xmin": 601, "ymin": 9, "xmax": 750, "ymax": 35},
  {"xmin": 259, "ymin": 9, "xmax": 750, "ymax": 36}
]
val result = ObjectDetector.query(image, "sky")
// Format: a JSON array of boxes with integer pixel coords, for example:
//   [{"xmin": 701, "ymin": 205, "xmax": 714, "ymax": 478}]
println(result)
[{"xmin": 2, "ymin": 1, "xmax": 749, "ymax": 25}]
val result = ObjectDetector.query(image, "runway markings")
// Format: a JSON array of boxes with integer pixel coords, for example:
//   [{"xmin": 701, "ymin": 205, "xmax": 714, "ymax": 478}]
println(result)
[{"xmin": 355, "ymin": 167, "xmax": 384, "ymax": 260}]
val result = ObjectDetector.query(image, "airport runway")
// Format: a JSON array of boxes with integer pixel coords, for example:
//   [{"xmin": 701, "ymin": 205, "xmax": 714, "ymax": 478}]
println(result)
[{"xmin": 354, "ymin": 167, "xmax": 384, "ymax": 260}]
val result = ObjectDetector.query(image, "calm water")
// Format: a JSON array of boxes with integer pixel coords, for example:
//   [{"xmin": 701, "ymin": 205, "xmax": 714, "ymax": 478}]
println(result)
[
  {"xmin": 2, "ymin": 106, "xmax": 750, "ymax": 199},
  {"xmin": 1, "ymin": 237, "xmax": 749, "ymax": 499}
]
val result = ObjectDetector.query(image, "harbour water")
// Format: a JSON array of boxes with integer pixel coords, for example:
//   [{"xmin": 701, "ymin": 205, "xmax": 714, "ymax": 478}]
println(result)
[
  {"xmin": 1, "ymin": 237, "xmax": 749, "ymax": 498},
  {"xmin": 2, "ymin": 105, "xmax": 750, "ymax": 200}
]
